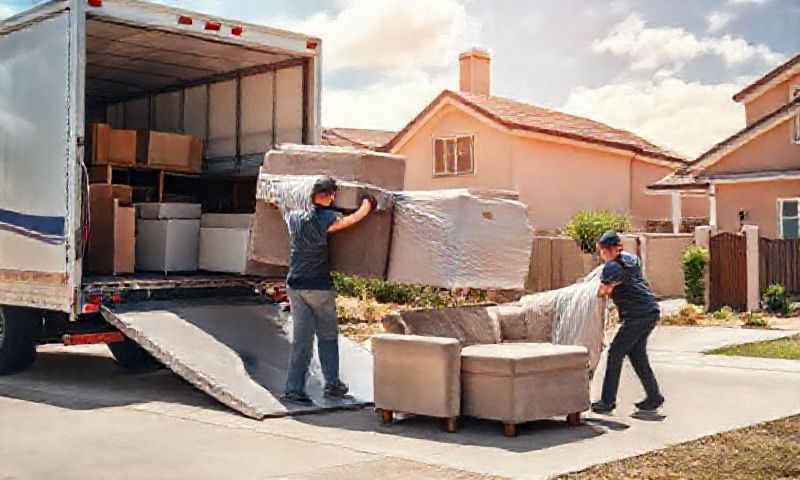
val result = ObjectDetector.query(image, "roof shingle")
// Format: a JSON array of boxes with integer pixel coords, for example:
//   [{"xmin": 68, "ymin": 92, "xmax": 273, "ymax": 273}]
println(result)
[
  {"xmin": 321, "ymin": 128, "xmax": 397, "ymax": 150},
  {"xmin": 383, "ymin": 90, "xmax": 686, "ymax": 164}
]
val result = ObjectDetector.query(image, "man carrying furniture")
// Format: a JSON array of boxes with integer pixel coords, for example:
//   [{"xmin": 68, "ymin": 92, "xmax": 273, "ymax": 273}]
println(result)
[
  {"xmin": 592, "ymin": 230, "xmax": 665, "ymax": 414},
  {"xmin": 283, "ymin": 176, "xmax": 374, "ymax": 405}
]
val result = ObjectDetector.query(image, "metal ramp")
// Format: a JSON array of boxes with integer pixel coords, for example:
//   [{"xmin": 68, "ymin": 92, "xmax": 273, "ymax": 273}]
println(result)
[{"xmin": 101, "ymin": 297, "xmax": 373, "ymax": 419}]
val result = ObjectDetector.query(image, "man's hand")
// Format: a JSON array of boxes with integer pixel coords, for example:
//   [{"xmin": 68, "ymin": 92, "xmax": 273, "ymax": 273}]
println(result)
[
  {"xmin": 328, "ymin": 197, "xmax": 372, "ymax": 234},
  {"xmin": 364, "ymin": 195, "xmax": 378, "ymax": 212},
  {"xmin": 597, "ymin": 283, "xmax": 616, "ymax": 298}
]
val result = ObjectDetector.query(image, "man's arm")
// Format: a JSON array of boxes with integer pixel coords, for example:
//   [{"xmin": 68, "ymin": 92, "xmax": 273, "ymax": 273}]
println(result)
[
  {"xmin": 598, "ymin": 261, "xmax": 622, "ymax": 297},
  {"xmin": 328, "ymin": 198, "xmax": 373, "ymax": 234},
  {"xmin": 598, "ymin": 282, "xmax": 617, "ymax": 297}
]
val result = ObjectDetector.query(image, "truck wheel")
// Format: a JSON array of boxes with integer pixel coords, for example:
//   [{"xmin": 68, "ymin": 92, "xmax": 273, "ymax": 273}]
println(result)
[
  {"xmin": 108, "ymin": 339, "xmax": 160, "ymax": 370},
  {"xmin": 0, "ymin": 306, "xmax": 40, "ymax": 375}
]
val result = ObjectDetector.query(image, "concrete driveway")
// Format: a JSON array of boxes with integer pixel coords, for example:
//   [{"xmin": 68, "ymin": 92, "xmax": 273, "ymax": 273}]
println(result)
[{"xmin": 1, "ymin": 326, "xmax": 798, "ymax": 480}]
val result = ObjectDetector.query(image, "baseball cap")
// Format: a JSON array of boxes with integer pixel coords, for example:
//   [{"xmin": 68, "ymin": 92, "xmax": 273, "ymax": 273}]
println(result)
[{"xmin": 597, "ymin": 230, "xmax": 622, "ymax": 247}]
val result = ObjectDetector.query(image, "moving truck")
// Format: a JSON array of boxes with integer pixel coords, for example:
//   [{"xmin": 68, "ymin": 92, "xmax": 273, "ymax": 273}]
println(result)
[{"xmin": 0, "ymin": 0, "xmax": 322, "ymax": 373}]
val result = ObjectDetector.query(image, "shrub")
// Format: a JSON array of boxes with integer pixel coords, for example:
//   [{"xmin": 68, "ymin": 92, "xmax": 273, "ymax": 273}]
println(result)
[
  {"xmin": 740, "ymin": 311, "xmax": 769, "ymax": 328},
  {"xmin": 711, "ymin": 306, "xmax": 736, "ymax": 322},
  {"xmin": 661, "ymin": 304, "xmax": 706, "ymax": 326},
  {"xmin": 332, "ymin": 273, "xmax": 487, "ymax": 309},
  {"xmin": 762, "ymin": 283, "xmax": 791, "ymax": 316},
  {"xmin": 682, "ymin": 245, "xmax": 710, "ymax": 305},
  {"xmin": 564, "ymin": 210, "xmax": 631, "ymax": 253}
]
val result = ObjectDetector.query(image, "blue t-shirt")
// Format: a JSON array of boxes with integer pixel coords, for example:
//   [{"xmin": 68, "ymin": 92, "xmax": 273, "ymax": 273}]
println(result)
[
  {"xmin": 286, "ymin": 207, "xmax": 339, "ymax": 290},
  {"xmin": 601, "ymin": 252, "xmax": 660, "ymax": 321}
]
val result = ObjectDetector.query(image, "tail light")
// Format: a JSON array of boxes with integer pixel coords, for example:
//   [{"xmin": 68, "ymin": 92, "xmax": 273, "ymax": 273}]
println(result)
[
  {"xmin": 178, "ymin": 15, "xmax": 193, "ymax": 26},
  {"xmin": 231, "ymin": 26, "xmax": 244, "ymax": 36},
  {"xmin": 205, "ymin": 21, "xmax": 222, "ymax": 31},
  {"xmin": 88, "ymin": 0, "xmax": 103, "ymax": 7},
  {"xmin": 306, "ymin": 40, "xmax": 319, "ymax": 50}
]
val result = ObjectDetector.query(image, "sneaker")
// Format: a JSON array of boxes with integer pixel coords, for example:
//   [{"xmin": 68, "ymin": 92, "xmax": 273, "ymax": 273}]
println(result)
[
  {"xmin": 282, "ymin": 391, "xmax": 313, "ymax": 405},
  {"xmin": 591, "ymin": 400, "xmax": 616, "ymax": 414},
  {"xmin": 324, "ymin": 380, "xmax": 350, "ymax": 399},
  {"xmin": 635, "ymin": 395, "xmax": 665, "ymax": 411}
]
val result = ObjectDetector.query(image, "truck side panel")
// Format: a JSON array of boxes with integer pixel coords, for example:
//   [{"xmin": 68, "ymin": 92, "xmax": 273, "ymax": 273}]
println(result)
[{"xmin": 0, "ymin": 12, "xmax": 74, "ymax": 312}]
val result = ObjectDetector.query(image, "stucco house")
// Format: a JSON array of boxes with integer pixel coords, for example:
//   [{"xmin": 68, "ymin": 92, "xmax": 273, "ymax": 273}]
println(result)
[
  {"xmin": 649, "ymin": 53, "xmax": 800, "ymax": 239},
  {"xmin": 374, "ymin": 49, "xmax": 704, "ymax": 232},
  {"xmin": 321, "ymin": 127, "xmax": 397, "ymax": 150}
]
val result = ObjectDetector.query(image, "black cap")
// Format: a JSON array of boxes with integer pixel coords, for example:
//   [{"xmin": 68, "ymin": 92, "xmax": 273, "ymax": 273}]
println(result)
[
  {"xmin": 598, "ymin": 230, "xmax": 622, "ymax": 247},
  {"xmin": 311, "ymin": 176, "xmax": 337, "ymax": 196}
]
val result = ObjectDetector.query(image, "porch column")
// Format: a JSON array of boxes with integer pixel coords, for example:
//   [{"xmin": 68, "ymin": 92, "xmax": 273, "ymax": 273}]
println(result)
[
  {"xmin": 694, "ymin": 226, "xmax": 712, "ymax": 309},
  {"xmin": 708, "ymin": 184, "xmax": 717, "ymax": 229},
  {"xmin": 743, "ymin": 225, "xmax": 760, "ymax": 312},
  {"xmin": 671, "ymin": 192, "xmax": 682, "ymax": 234}
]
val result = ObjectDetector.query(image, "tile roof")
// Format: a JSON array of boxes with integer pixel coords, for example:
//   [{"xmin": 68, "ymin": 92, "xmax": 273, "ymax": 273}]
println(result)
[
  {"xmin": 384, "ymin": 90, "xmax": 686, "ymax": 164},
  {"xmin": 321, "ymin": 128, "xmax": 397, "ymax": 150},
  {"xmin": 733, "ymin": 53, "xmax": 800, "ymax": 103},
  {"xmin": 648, "ymin": 97, "xmax": 800, "ymax": 191}
]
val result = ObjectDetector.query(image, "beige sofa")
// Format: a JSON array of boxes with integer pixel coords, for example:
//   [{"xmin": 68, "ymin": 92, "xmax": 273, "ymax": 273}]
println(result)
[{"xmin": 374, "ymin": 304, "xmax": 591, "ymax": 436}]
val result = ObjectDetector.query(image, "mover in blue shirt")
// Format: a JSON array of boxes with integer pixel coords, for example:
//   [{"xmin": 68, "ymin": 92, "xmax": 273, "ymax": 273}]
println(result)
[
  {"xmin": 592, "ymin": 230, "xmax": 665, "ymax": 414},
  {"xmin": 283, "ymin": 176, "xmax": 374, "ymax": 405}
]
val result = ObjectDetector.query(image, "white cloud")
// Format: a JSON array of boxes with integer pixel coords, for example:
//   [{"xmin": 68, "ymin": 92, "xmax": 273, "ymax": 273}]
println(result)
[
  {"xmin": 0, "ymin": 5, "xmax": 19, "ymax": 20},
  {"xmin": 287, "ymin": 0, "xmax": 475, "ymax": 72},
  {"xmin": 593, "ymin": 13, "xmax": 784, "ymax": 72},
  {"xmin": 706, "ymin": 11, "xmax": 734, "ymax": 33},
  {"xmin": 323, "ymin": 69, "xmax": 455, "ymax": 130},
  {"xmin": 562, "ymin": 77, "xmax": 750, "ymax": 158}
]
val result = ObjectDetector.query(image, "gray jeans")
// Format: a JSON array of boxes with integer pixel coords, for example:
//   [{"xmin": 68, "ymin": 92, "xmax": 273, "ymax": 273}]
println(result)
[{"xmin": 285, "ymin": 289, "xmax": 340, "ymax": 394}]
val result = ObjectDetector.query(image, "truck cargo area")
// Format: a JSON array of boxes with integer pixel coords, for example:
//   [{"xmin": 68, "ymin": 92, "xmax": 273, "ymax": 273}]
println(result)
[{"xmin": 101, "ymin": 297, "xmax": 373, "ymax": 418}]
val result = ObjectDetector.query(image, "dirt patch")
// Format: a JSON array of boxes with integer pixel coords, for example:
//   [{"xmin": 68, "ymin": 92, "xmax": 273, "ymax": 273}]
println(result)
[{"xmin": 560, "ymin": 415, "xmax": 800, "ymax": 480}]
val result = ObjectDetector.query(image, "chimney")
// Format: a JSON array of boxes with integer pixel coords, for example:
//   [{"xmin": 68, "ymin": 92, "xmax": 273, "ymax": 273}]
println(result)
[{"xmin": 459, "ymin": 48, "xmax": 491, "ymax": 96}]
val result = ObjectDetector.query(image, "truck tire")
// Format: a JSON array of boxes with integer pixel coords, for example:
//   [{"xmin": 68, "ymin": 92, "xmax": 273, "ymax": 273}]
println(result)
[
  {"xmin": 0, "ymin": 306, "xmax": 40, "ymax": 375},
  {"xmin": 108, "ymin": 339, "xmax": 160, "ymax": 370}
]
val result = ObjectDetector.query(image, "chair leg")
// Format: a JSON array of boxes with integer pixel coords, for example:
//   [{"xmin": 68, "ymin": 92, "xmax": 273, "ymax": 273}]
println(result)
[
  {"xmin": 503, "ymin": 423, "xmax": 517, "ymax": 437},
  {"xmin": 443, "ymin": 416, "xmax": 458, "ymax": 433},
  {"xmin": 566, "ymin": 412, "xmax": 582, "ymax": 426},
  {"xmin": 380, "ymin": 409, "xmax": 394, "ymax": 425}
]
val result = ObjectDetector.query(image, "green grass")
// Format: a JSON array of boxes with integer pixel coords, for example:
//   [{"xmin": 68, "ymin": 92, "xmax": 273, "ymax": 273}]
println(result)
[{"xmin": 707, "ymin": 334, "xmax": 800, "ymax": 360}]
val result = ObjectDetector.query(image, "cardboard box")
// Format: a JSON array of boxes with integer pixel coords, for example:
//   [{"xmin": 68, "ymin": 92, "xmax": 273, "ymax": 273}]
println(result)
[
  {"xmin": 88, "ymin": 123, "xmax": 137, "ymax": 167},
  {"xmin": 136, "ymin": 130, "xmax": 202, "ymax": 173},
  {"xmin": 199, "ymin": 227, "xmax": 250, "ymax": 274},
  {"xmin": 200, "ymin": 213, "xmax": 253, "ymax": 229},
  {"xmin": 263, "ymin": 144, "xmax": 406, "ymax": 190},
  {"xmin": 136, "ymin": 219, "xmax": 200, "ymax": 273},
  {"xmin": 386, "ymin": 190, "xmax": 533, "ymax": 289},
  {"xmin": 136, "ymin": 203, "xmax": 202, "ymax": 220},
  {"xmin": 87, "ymin": 184, "xmax": 135, "ymax": 275}
]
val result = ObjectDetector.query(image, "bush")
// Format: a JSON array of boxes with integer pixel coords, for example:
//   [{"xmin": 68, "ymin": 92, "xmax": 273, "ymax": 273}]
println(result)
[
  {"xmin": 740, "ymin": 311, "xmax": 769, "ymax": 328},
  {"xmin": 682, "ymin": 245, "xmax": 709, "ymax": 305},
  {"xmin": 332, "ymin": 273, "xmax": 487, "ymax": 309},
  {"xmin": 564, "ymin": 210, "xmax": 631, "ymax": 253},
  {"xmin": 762, "ymin": 283, "xmax": 791, "ymax": 316},
  {"xmin": 711, "ymin": 306, "xmax": 736, "ymax": 322}
]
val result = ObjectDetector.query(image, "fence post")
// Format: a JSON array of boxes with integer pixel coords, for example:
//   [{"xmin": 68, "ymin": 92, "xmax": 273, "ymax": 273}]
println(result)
[
  {"xmin": 743, "ymin": 225, "xmax": 760, "ymax": 312},
  {"xmin": 694, "ymin": 226, "xmax": 712, "ymax": 309}
]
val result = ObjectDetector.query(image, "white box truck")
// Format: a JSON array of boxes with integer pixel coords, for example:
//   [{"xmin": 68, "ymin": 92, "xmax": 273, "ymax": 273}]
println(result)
[{"xmin": 0, "ymin": 0, "xmax": 323, "ymax": 373}]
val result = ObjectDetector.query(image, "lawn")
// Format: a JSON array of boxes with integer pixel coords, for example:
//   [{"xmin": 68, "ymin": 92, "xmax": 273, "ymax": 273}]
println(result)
[
  {"xmin": 559, "ymin": 415, "xmax": 800, "ymax": 480},
  {"xmin": 707, "ymin": 334, "xmax": 800, "ymax": 360}
]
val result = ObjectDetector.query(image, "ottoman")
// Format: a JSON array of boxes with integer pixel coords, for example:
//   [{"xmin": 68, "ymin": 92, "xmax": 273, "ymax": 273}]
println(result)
[{"xmin": 460, "ymin": 343, "xmax": 590, "ymax": 436}]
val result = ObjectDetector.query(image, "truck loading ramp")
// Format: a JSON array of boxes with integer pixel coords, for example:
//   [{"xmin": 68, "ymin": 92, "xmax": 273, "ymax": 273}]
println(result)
[{"xmin": 101, "ymin": 297, "xmax": 373, "ymax": 419}]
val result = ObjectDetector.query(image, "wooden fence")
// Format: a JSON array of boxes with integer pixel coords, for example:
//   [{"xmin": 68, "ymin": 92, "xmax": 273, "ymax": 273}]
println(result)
[
  {"xmin": 759, "ymin": 238, "xmax": 800, "ymax": 294},
  {"xmin": 709, "ymin": 232, "xmax": 747, "ymax": 311}
]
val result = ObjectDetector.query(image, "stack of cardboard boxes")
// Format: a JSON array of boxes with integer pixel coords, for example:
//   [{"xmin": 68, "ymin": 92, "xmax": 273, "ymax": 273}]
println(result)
[{"xmin": 88, "ymin": 123, "xmax": 202, "ymax": 173}]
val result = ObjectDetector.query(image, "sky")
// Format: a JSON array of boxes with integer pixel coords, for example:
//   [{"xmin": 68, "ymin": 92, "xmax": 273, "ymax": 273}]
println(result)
[{"xmin": 1, "ymin": 0, "xmax": 798, "ymax": 159}]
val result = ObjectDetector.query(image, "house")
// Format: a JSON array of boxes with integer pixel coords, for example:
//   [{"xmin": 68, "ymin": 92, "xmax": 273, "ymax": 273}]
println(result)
[
  {"xmin": 649, "ymin": 53, "xmax": 800, "ymax": 239},
  {"xmin": 378, "ymin": 49, "xmax": 705, "ymax": 232},
  {"xmin": 321, "ymin": 127, "xmax": 396, "ymax": 150}
]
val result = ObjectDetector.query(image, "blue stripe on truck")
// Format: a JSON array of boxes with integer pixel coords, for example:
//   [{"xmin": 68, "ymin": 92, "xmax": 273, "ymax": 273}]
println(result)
[{"xmin": 0, "ymin": 208, "xmax": 65, "ymax": 244}]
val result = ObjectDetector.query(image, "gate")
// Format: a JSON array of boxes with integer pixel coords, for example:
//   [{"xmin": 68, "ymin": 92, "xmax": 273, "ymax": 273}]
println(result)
[
  {"xmin": 760, "ymin": 238, "xmax": 800, "ymax": 294},
  {"xmin": 710, "ymin": 232, "xmax": 747, "ymax": 311}
]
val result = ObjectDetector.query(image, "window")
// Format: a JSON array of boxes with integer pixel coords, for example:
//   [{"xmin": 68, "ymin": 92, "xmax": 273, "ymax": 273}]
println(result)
[
  {"xmin": 779, "ymin": 198, "xmax": 799, "ymax": 239},
  {"xmin": 433, "ymin": 135, "xmax": 475, "ymax": 176}
]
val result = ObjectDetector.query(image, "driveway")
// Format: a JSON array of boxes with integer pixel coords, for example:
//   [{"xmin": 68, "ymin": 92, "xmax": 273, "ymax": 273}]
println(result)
[{"xmin": 1, "ymin": 326, "xmax": 799, "ymax": 480}]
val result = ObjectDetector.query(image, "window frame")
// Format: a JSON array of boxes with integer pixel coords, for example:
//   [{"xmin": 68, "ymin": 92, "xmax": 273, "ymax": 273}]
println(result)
[
  {"xmin": 791, "ymin": 85, "xmax": 800, "ymax": 145},
  {"xmin": 778, "ymin": 197, "xmax": 800, "ymax": 239},
  {"xmin": 432, "ymin": 134, "xmax": 477, "ymax": 177}
]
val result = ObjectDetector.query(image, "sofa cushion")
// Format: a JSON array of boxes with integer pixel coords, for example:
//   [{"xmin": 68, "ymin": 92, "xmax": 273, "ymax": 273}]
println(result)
[
  {"xmin": 461, "ymin": 343, "xmax": 588, "ymax": 376},
  {"xmin": 381, "ymin": 305, "xmax": 501, "ymax": 345}
]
